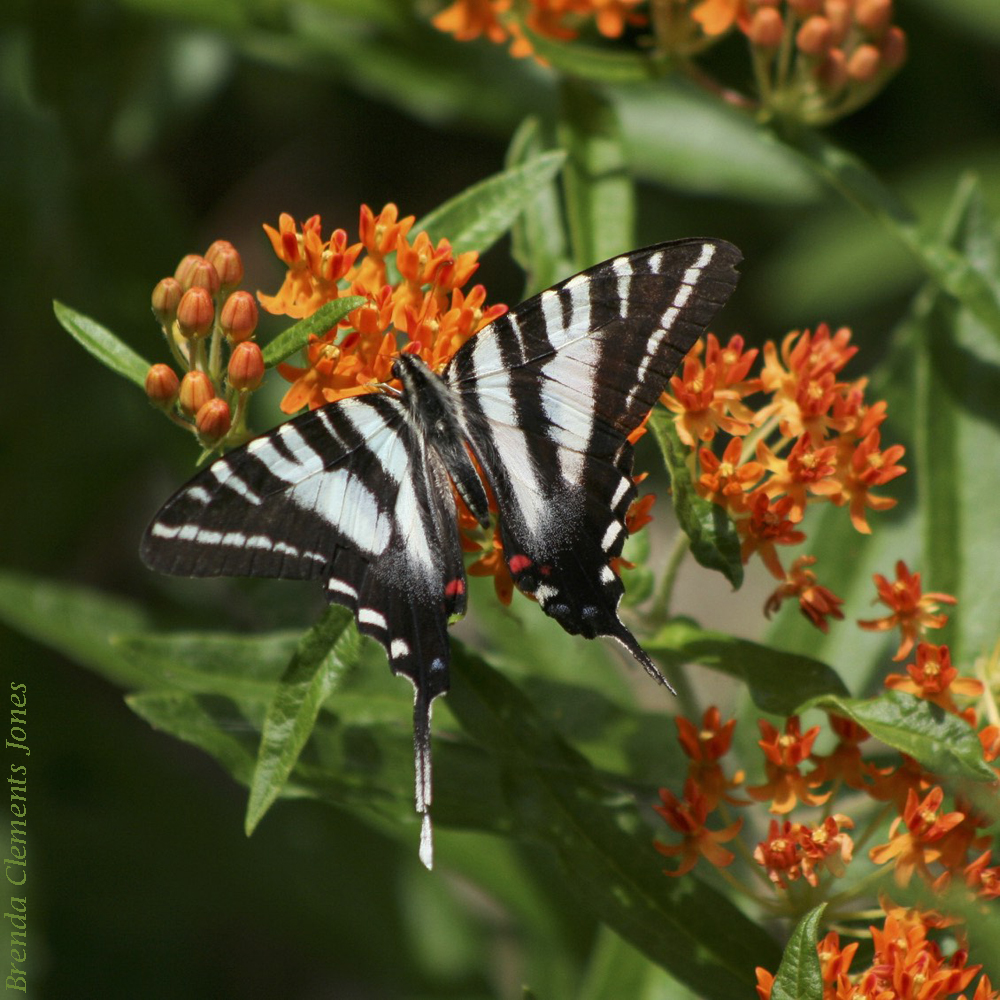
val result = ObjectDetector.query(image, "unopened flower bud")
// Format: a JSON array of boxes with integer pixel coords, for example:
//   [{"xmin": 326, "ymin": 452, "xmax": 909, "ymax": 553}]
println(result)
[
  {"xmin": 151, "ymin": 277, "xmax": 182, "ymax": 327},
  {"xmin": 228, "ymin": 341, "xmax": 265, "ymax": 392},
  {"xmin": 145, "ymin": 363, "xmax": 179, "ymax": 409},
  {"xmin": 176, "ymin": 286, "xmax": 215, "ymax": 341},
  {"xmin": 855, "ymin": 0, "xmax": 892, "ymax": 36},
  {"xmin": 787, "ymin": 0, "xmax": 821, "ymax": 15},
  {"xmin": 178, "ymin": 370, "xmax": 215, "ymax": 417},
  {"xmin": 195, "ymin": 398, "xmax": 231, "ymax": 447},
  {"xmin": 185, "ymin": 258, "xmax": 222, "ymax": 295},
  {"xmin": 205, "ymin": 240, "xmax": 244, "ymax": 289},
  {"xmin": 880, "ymin": 26, "xmax": 906, "ymax": 70},
  {"xmin": 750, "ymin": 7, "xmax": 784, "ymax": 49},
  {"xmin": 846, "ymin": 43, "xmax": 881, "ymax": 82},
  {"xmin": 174, "ymin": 254, "xmax": 203, "ymax": 289},
  {"xmin": 797, "ymin": 16, "xmax": 832, "ymax": 56},
  {"xmin": 823, "ymin": 0, "xmax": 850, "ymax": 43},
  {"xmin": 817, "ymin": 48, "xmax": 848, "ymax": 91},
  {"xmin": 220, "ymin": 290, "xmax": 258, "ymax": 343}
]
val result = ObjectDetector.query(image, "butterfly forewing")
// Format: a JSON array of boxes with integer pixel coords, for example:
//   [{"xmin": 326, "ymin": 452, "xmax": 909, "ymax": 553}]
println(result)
[{"xmin": 443, "ymin": 239, "xmax": 742, "ymax": 673}]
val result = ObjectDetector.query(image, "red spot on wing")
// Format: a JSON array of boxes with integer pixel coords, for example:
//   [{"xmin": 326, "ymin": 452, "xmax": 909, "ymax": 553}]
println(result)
[
  {"xmin": 444, "ymin": 578, "xmax": 466, "ymax": 597},
  {"xmin": 539, "ymin": 564, "xmax": 552, "ymax": 577},
  {"xmin": 508, "ymin": 554, "xmax": 533, "ymax": 574}
]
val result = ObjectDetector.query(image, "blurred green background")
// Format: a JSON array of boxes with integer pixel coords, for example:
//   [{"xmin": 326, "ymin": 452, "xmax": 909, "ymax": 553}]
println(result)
[{"xmin": 2, "ymin": 0, "xmax": 999, "ymax": 996}]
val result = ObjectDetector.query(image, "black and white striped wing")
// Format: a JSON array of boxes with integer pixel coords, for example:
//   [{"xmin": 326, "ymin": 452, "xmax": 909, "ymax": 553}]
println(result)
[
  {"xmin": 444, "ymin": 239, "xmax": 742, "ymax": 678},
  {"xmin": 140, "ymin": 392, "xmax": 466, "ymax": 865}
]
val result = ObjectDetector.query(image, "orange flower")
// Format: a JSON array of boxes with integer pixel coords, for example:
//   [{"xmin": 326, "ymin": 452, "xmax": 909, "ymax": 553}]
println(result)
[
  {"xmin": 661, "ymin": 340, "xmax": 757, "ymax": 446},
  {"xmin": 858, "ymin": 561, "xmax": 956, "ymax": 661},
  {"xmin": 797, "ymin": 814, "xmax": 854, "ymax": 885},
  {"xmin": 823, "ymin": 427, "xmax": 906, "ymax": 533},
  {"xmin": 653, "ymin": 779, "xmax": 742, "ymax": 876},
  {"xmin": 965, "ymin": 851, "xmax": 1000, "ymax": 901},
  {"xmin": 764, "ymin": 554, "xmax": 845, "ymax": 634},
  {"xmin": 757, "ymin": 433, "xmax": 838, "ymax": 522},
  {"xmin": 869, "ymin": 786, "xmax": 966, "ymax": 886},
  {"xmin": 747, "ymin": 716, "xmax": 831, "ymax": 813},
  {"xmin": 885, "ymin": 642, "xmax": 983, "ymax": 717},
  {"xmin": 697, "ymin": 436, "xmax": 764, "ymax": 512},
  {"xmin": 755, "ymin": 324, "xmax": 859, "ymax": 443},
  {"xmin": 735, "ymin": 491, "xmax": 807, "ymax": 579},
  {"xmin": 753, "ymin": 818, "xmax": 804, "ymax": 888},
  {"xmin": 259, "ymin": 214, "xmax": 362, "ymax": 319},
  {"xmin": 675, "ymin": 706, "xmax": 745, "ymax": 808}
]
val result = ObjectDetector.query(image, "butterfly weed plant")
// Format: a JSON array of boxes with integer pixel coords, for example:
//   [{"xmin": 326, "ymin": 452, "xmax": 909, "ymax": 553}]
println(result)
[{"xmin": 8, "ymin": 0, "xmax": 996, "ymax": 996}]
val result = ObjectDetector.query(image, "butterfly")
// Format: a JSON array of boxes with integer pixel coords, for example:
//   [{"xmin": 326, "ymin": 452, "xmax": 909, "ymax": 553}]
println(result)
[{"xmin": 141, "ymin": 238, "xmax": 742, "ymax": 867}]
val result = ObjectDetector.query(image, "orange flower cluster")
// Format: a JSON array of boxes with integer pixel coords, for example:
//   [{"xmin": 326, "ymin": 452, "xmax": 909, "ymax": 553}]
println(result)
[
  {"xmin": 655, "ymin": 585, "xmax": 998, "ymax": 999},
  {"xmin": 144, "ymin": 240, "xmax": 264, "ymax": 451},
  {"xmin": 432, "ymin": 0, "xmax": 646, "ymax": 59},
  {"xmin": 663, "ymin": 324, "xmax": 905, "ymax": 632},
  {"xmin": 756, "ymin": 906, "xmax": 997, "ymax": 1000},
  {"xmin": 431, "ymin": 0, "xmax": 906, "ymax": 124},
  {"xmin": 261, "ymin": 205, "xmax": 507, "ymax": 413}
]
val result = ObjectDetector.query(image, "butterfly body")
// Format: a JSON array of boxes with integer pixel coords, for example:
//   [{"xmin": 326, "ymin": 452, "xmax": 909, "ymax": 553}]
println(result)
[{"xmin": 141, "ymin": 238, "xmax": 742, "ymax": 867}]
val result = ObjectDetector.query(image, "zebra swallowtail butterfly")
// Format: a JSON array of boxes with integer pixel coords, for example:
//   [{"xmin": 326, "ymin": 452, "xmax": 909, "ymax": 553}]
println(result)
[{"xmin": 141, "ymin": 238, "xmax": 741, "ymax": 868}]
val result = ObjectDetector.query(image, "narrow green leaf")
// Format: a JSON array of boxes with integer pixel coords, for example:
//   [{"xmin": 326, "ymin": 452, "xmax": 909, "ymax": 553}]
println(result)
[
  {"xmin": 53, "ymin": 300, "xmax": 152, "ymax": 388},
  {"xmin": 447, "ymin": 643, "xmax": 781, "ymax": 997},
  {"xmin": 414, "ymin": 151, "xmax": 566, "ymax": 258},
  {"xmin": 649, "ymin": 410, "xmax": 743, "ymax": 588},
  {"xmin": 558, "ymin": 79, "xmax": 635, "ymax": 268},
  {"xmin": 112, "ymin": 630, "xmax": 300, "ymax": 700},
  {"xmin": 260, "ymin": 296, "xmax": 365, "ymax": 368},
  {"xmin": 911, "ymin": 175, "xmax": 1000, "ymax": 663},
  {"xmin": 647, "ymin": 619, "xmax": 848, "ymax": 715},
  {"xmin": 0, "ymin": 570, "xmax": 152, "ymax": 688},
  {"xmin": 505, "ymin": 117, "xmax": 572, "ymax": 295},
  {"xmin": 245, "ymin": 605, "xmax": 361, "ymax": 834},
  {"xmin": 773, "ymin": 125, "xmax": 1000, "ymax": 340},
  {"xmin": 128, "ymin": 690, "xmax": 261, "ymax": 785},
  {"xmin": 769, "ymin": 904, "xmax": 826, "ymax": 1000},
  {"xmin": 802, "ymin": 691, "xmax": 996, "ymax": 783}
]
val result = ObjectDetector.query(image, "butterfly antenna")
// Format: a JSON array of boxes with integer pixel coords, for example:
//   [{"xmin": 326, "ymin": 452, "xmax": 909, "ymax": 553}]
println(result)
[{"xmin": 413, "ymin": 688, "xmax": 435, "ymax": 870}]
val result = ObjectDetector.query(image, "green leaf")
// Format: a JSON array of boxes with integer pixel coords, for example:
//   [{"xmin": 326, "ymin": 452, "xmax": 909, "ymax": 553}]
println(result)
[
  {"xmin": 647, "ymin": 619, "xmax": 848, "ymax": 716},
  {"xmin": 910, "ymin": 175, "xmax": 1000, "ymax": 664},
  {"xmin": 649, "ymin": 410, "xmax": 743, "ymax": 589},
  {"xmin": 245, "ymin": 604, "xmax": 361, "ymax": 834},
  {"xmin": 802, "ymin": 690, "xmax": 996, "ymax": 783},
  {"xmin": 260, "ymin": 296, "xmax": 366, "ymax": 368},
  {"xmin": 53, "ymin": 300, "xmax": 152, "ymax": 388},
  {"xmin": 615, "ymin": 81, "xmax": 821, "ymax": 205},
  {"xmin": 505, "ymin": 117, "xmax": 572, "ymax": 295},
  {"xmin": 128, "ymin": 689, "xmax": 261, "ymax": 785},
  {"xmin": 774, "ymin": 124, "xmax": 1000, "ymax": 340},
  {"xmin": 558, "ymin": 79, "xmax": 635, "ymax": 268},
  {"xmin": 769, "ymin": 904, "xmax": 825, "ymax": 1000},
  {"xmin": 0, "ymin": 570, "xmax": 152, "ymax": 688},
  {"xmin": 446, "ymin": 643, "xmax": 781, "ymax": 997},
  {"xmin": 112, "ymin": 630, "xmax": 299, "ymax": 700},
  {"xmin": 414, "ymin": 150, "xmax": 567, "ymax": 258}
]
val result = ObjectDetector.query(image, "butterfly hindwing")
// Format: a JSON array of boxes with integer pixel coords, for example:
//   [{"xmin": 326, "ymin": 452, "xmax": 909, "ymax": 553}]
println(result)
[
  {"xmin": 141, "ymin": 393, "xmax": 466, "ymax": 864},
  {"xmin": 443, "ymin": 239, "xmax": 742, "ymax": 676}
]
